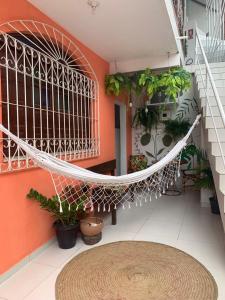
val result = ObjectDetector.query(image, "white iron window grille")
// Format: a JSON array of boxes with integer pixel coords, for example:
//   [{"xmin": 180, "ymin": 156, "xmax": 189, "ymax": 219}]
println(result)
[
  {"xmin": 0, "ymin": 20, "xmax": 100, "ymax": 173},
  {"xmin": 205, "ymin": 0, "xmax": 225, "ymax": 63}
]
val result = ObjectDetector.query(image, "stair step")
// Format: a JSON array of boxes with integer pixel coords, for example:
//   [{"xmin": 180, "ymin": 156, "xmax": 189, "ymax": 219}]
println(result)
[
  {"xmin": 217, "ymin": 188, "xmax": 225, "ymax": 214},
  {"xmin": 211, "ymin": 141, "xmax": 225, "ymax": 156},
  {"xmin": 198, "ymin": 79, "xmax": 225, "ymax": 89},
  {"xmin": 208, "ymin": 128, "xmax": 225, "ymax": 142},
  {"xmin": 205, "ymin": 116, "xmax": 224, "ymax": 128},
  {"xmin": 207, "ymin": 156, "xmax": 225, "ymax": 217},
  {"xmin": 199, "ymin": 87, "xmax": 225, "ymax": 97},
  {"xmin": 195, "ymin": 66, "xmax": 225, "ymax": 76},
  {"xmin": 212, "ymin": 170, "xmax": 225, "ymax": 192},
  {"xmin": 212, "ymin": 156, "xmax": 225, "ymax": 174},
  {"xmin": 201, "ymin": 96, "xmax": 225, "ymax": 106},
  {"xmin": 196, "ymin": 73, "xmax": 225, "ymax": 82},
  {"xmin": 202, "ymin": 105, "xmax": 225, "ymax": 117}
]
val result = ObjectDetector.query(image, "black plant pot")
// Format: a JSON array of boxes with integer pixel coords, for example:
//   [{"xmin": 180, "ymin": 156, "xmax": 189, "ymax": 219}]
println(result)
[
  {"xmin": 54, "ymin": 222, "xmax": 79, "ymax": 249},
  {"xmin": 209, "ymin": 197, "xmax": 220, "ymax": 215}
]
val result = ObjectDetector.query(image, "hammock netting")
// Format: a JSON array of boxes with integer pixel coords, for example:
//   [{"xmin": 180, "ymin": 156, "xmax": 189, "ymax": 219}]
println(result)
[{"xmin": 0, "ymin": 115, "xmax": 201, "ymax": 213}]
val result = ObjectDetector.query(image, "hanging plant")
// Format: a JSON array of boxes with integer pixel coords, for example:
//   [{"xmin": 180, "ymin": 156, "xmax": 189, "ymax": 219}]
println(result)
[
  {"xmin": 158, "ymin": 67, "xmax": 192, "ymax": 101},
  {"xmin": 104, "ymin": 67, "xmax": 191, "ymax": 107},
  {"xmin": 132, "ymin": 107, "xmax": 160, "ymax": 132},
  {"xmin": 138, "ymin": 68, "xmax": 159, "ymax": 97},
  {"xmin": 105, "ymin": 73, "xmax": 131, "ymax": 96},
  {"xmin": 164, "ymin": 119, "xmax": 191, "ymax": 140}
]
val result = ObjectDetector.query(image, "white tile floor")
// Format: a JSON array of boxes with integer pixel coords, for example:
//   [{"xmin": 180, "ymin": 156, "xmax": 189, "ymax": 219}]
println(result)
[{"xmin": 0, "ymin": 191, "xmax": 225, "ymax": 300}]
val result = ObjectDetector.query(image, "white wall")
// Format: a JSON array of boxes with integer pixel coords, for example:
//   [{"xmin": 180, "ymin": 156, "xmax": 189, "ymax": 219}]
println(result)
[{"xmin": 110, "ymin": 53, "xmax": 181, "ymax": 74}]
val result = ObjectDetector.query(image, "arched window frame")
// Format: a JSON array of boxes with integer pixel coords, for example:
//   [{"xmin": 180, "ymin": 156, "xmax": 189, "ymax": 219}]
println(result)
[{"xmin": 0, "ymin": 20, "xmax": 99, "ymax": 173}]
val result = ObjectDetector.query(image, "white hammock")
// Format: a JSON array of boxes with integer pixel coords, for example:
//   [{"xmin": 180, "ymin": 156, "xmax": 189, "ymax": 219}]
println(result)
[{"xmin": 0, "ymin": 115, "xmax": 201, "ymax": 212}]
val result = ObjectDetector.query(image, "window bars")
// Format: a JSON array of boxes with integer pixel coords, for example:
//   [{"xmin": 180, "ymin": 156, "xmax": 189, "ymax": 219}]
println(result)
[
  {"xmin": 0, "ymin": 21, "xmax": 99, "ymax": 173},
  {"xmin": 206, "ymin": 0, "xmax": 225, "ymax": 62}
]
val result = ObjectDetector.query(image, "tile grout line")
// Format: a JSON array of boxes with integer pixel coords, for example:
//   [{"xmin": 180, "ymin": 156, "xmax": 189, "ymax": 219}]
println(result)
[
  {"xmin": 132, "ymin": 216, "xmax": 151, "ymax": 240},
  {"xmin": 21, "ymin": 267, "xmax": 57, "ymax": 300},
  {"xmin": 176, "ymin": 193, "xmax": 191, "ymax": 242},
  {"xmin": 30, "ymin": 243, "xmax": 85, "ymax": 269}
]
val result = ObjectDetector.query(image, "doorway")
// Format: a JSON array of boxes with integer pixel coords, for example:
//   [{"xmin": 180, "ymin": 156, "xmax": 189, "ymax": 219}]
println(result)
[{"xmin": 114, "ymin": 102, "xmax": 127, "ymax": 175}]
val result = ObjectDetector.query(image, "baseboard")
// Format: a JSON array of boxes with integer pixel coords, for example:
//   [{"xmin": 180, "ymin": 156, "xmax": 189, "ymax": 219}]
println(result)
[{"xmin": 0, "ymin": 237, "xmax": 56, "ymax": 285}]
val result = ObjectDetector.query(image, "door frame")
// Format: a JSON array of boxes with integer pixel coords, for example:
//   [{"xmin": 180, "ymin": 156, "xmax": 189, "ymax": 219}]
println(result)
[{"xmin": 115, "ymin": 100, "xmax": 127, "ymax": 175}]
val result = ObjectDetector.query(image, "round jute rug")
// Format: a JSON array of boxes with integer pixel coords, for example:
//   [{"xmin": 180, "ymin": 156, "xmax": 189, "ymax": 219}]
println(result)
[{"xmin": 55, "ymin": 241, "xmax": 218, "ymax": 300}]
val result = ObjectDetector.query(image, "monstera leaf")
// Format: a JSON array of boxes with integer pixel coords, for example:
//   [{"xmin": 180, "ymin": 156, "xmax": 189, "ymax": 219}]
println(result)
[{"xmin": 140, "ymin": 133, "xmax": 151, "ymax": 146}]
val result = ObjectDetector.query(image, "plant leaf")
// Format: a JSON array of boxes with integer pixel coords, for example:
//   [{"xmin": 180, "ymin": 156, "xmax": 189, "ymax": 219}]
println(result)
[{"xmin": 157, "ymin": 148, "xmax": 164, "ymax": 156}]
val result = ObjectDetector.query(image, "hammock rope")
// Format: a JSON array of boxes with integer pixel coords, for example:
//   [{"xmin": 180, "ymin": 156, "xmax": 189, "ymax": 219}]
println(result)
[{"xmin": 0, "ymin": 115, "xmax": 201, "ymax": 212}]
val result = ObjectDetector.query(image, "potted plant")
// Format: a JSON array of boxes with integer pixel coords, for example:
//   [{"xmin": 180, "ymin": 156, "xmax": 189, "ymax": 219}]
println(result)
[
  {"xmin": 80, "ymin": 217, "xmax": 103, "ymax": 245},
  {"xmin": 129, "ymin": 155, "xmax": 148, "ymax": 172},
  {"xmin": 27, "ymin": 188, "xmax": 87, "ymax": 249},
  {"xmin": 195, "ymin": 166, "xmax": 220, "ymax": 214}
]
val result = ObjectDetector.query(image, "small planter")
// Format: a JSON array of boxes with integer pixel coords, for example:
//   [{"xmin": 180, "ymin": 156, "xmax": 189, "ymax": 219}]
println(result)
[
  {"xmin": 82, "ymin": 232, "xmax": 102, "ymax": 245},
  {"xmin": 209, "ymin": 197, "xmax": 220, "ymax": 215},
  {"xmin": 80, "ymin": 217, "xmax": 103, "ymax": 245},
  {"xmin": 54, "ymin": 222, "xmax": 79, "ymax": 249}
]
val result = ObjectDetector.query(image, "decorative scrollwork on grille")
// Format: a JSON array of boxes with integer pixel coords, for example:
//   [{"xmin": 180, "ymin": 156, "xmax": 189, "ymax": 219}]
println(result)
[{"xmin": 0, "ymin": 20, "xmax": 99, "ymax": 173}]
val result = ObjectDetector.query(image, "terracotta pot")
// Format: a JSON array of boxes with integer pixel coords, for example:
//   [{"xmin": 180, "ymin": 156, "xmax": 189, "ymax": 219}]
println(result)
[{"xmin": 80, "ymin": 217, "xmax": 103, "ymax": 237}]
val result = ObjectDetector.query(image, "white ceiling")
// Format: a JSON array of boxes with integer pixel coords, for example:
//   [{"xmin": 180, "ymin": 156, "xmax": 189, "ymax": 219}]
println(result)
[{"xmin": 28, "ymin": 0, "xmax": 179, "ymax": 63}]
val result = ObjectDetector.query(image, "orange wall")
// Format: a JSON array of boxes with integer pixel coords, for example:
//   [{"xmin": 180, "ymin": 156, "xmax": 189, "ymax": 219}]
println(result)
[{"xmin": 0, "ymin": 0, "xmax": 132, "ymax": 274}]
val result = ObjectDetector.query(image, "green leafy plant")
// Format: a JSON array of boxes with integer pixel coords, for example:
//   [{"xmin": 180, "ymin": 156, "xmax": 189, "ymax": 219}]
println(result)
[
  {"xmin": 194, "ymin": 167, "xmax": 215, "ymax": 191},
  {"xmin": 105, "ymin": 67, "xmax": 191, "ymax": 107},
  {"xmin": 181, "ymin": 144, "xmax": 207, "ymax": 170},
  {"xmin": 130, "ymin": 155, "xmax": 148, "ymax": 172},
  {"xmin": 132, "ymin": 107, "xmax": 160, "ymax": 132},
  {"xmin": 158, "ymin": 67, "xmax": 192, "ymax": 101},
  {"xmin": 27, "ymin": 188, "xmax": 87, "ymax": 226},
  {"xmin": 164, "ymin": 119, "xmax": 191, "ymax": 140},
  {"xmin": 105, "ymin": 73, "xmax": 131, "ymax": 96},
  {"xmin": 138, "ymin": 68, "xmax": 159, "ymax": 97}
]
